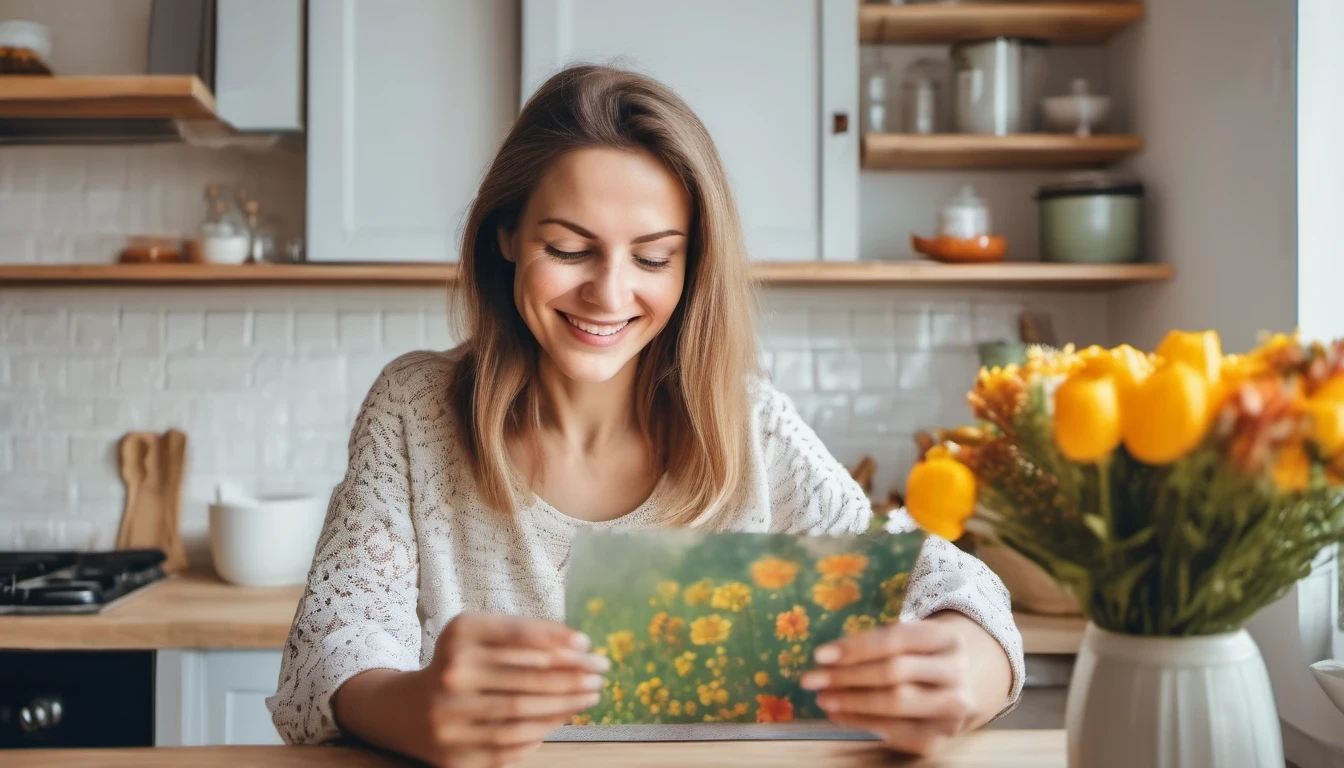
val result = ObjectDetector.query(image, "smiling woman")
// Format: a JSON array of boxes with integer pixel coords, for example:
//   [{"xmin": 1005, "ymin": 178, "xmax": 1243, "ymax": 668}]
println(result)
[{"xmin": 266, "ymin": 65, "xmax": 1023, "ymax": 768}]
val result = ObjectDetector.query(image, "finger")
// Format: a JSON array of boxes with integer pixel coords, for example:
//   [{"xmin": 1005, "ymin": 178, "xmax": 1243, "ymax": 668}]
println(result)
[
  {"xmin": 813, "ymin": 620, "xmax": 958, "ymax": 666},
  {"xmin": 482, "ymin": 646, "xmax": 612, "ymax": 674},
  {"xmin": 800, "ymin": 653, "xmax": 957, "ymax": 691},
  {"xmin": 826, "ymin": 713, "xmax": 955, "ymax": 757},
  {"xmin": 817, "ymin": 683, "xmax": 972, "ymax": 720},
  {"xmin": 468, "ymin": 716, "xmax": 569, "ymax": 749},
  {"xmin": 473, "ymin": 664, "xmax": 605, "ymax": 695},
  {"xmin": 444, "ymin": 613, "xmax": 591, "ymax": 652},
  {"xmin": 439, "ymin": 691, "xmax": 601, "ymax": 721},
  {"xmin": 445, "ymin": 740, "xmax": 545, "ymax": 768}
]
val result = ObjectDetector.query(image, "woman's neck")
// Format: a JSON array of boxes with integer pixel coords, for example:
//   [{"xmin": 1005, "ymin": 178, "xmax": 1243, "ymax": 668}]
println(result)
[{"xmin": 535, "ymin": 353, "xmax": 640, "ymax": 453}]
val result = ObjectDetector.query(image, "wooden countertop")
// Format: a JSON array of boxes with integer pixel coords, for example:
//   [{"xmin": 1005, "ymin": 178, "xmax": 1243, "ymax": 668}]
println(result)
[
  {"xmin": 0, "ymin": 571, "xmax": 1087, "ymax": 654},
  {"xmin": 13, "ymin": 730, "xmax": 1066, "ymax": 767},
  {"xmin": 0, "ymin": 571, "xmax": 302, "ymax": 650}
]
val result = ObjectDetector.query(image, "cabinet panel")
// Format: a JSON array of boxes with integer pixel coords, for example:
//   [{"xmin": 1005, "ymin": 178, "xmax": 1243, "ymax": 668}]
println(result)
[
  {"xmin": 522, "ymin": 0, "xmax": 858, "ymax": 261},
  {"xmin": 156, "ymin": 649, "xmax": 284, "ymax": 746},
  {"xmin": 307, "ymin": 0, "xmax": 519, "ymax": 262}
]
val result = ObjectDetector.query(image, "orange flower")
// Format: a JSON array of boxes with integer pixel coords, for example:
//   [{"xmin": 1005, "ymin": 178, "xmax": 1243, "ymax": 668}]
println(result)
[
  {"xmin": 571, "ymin": 714, "xmax": 591, "ymax": 726},
  {"xmin": 690, "ymin": 614, "xmax": 732, "ymax": 645},
  {"xmin": 812, "ymin": 577, "xmax": 861, "ymax": 612},
  {"xmin": 756, "ymin": 695, "xmax": 794, "ymax": 723},
  {"xmin": 754, "ymin": 671, "xmax": 770, "ymax": 687},
  {"xmin": 750, "ymin": 556, "xmax": 800, "ymax": 589},
  {"xmin": 843, "ymin": 615, "xmax": 876, "ymax": 636},
  {"xmin": 775, "ymin": 605, "xmax": 810, "ymax": 642},
  {"xmin": 816, "ymin": 553, "xmax": 868, "ymax": 580}
]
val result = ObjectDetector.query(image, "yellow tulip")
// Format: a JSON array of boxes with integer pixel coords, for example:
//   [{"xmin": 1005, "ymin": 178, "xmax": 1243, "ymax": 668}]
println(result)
[
  {"xmin": 1080, "ymin": 344, "xmax": 1153, "ymax": 392},
  {"xmin": 905, "ymin": 457, "xmax": 976, "ymax": 541},
  {"xmin": 1315, "ymin": 375, "xmax": 1344, "ymax": 402},
  {"xmin": 1053, "ymin": 373, "xmax": 1121, "ymax": 463},
  {"xmin": 1272, "ymin": 440, "xmax": 1311, "ymax": 492},
  {"xmin": 1122, "ymin": 361, "xmax": 1210, "ymax": 465},
  {"xmin": 1156, "ymin": 330, "xmax": 1223, "ymax": 387},
  {"xmin": 1305, "ymin": 398, "xmax": 1344, "ymax": 457}
]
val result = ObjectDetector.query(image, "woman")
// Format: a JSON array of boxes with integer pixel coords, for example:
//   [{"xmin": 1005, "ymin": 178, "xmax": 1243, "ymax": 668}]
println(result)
[{"xmin": 268, "ymin": 65, "xmax": 1022, "ymax": 766}]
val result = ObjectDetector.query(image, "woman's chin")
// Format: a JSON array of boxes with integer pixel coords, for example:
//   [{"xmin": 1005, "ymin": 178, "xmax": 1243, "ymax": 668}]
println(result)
[{"xmin": 547, "ymin": 346, "xmax": 640, "ymax": 384}]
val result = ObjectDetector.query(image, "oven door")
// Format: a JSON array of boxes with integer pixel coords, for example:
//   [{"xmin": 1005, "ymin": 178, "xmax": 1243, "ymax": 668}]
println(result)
[{"xmin": 0, "ymin": 651, "xmax": 154, "ymax": 748}]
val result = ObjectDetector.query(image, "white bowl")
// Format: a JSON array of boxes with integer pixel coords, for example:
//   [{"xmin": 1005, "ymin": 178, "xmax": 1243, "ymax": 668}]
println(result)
[
  {"xmin": 1310, "ymin": 659, "xmax": 1344, "ymax": 716},
  {"xmin": 1042, "ymin": 94, "xmax": 1112, "ymax": 136},
  {"xmin": 209, "ymin": 494, "xmax": 326, "ymax": 587}
]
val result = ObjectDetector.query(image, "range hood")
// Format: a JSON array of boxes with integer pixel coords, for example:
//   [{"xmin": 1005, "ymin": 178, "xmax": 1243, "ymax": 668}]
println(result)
[{"xmin": 0, "ymin": 0, "xmax": 303, "ymax": 147}]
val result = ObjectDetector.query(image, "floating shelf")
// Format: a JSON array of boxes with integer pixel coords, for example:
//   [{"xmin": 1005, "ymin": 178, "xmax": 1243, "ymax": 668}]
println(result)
[
  {"xmin": 860, "ymin": 2, "xmax": 1145, "ymax": 45},
  {"xmin": 862, "ymin": 133, "xmax": 1143, "ymax": 170},
  {"xmin": 0, "ymin": 261, "xmax": 1173, "ymax": 289},
  {"xmin": 0, "ymin": 76, "xmax": 217, "ymax": 120}
]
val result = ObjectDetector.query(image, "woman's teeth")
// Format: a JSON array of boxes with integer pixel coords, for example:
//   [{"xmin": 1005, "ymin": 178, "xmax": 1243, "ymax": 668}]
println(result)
[{"xmin": 563, "ymin": 313, "xmax": 631, "ymax": 337}]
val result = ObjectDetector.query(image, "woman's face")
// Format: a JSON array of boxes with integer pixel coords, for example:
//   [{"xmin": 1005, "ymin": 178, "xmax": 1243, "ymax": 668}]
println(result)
[{"xmin": 501, "ymin": 147, "xmax": 690, "ymax": 384}]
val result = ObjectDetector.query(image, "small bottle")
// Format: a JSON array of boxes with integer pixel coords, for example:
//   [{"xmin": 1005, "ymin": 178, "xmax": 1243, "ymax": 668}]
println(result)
[{"xmin": 199, "ymin": 183, "xmax": 250, "ymax": 265}]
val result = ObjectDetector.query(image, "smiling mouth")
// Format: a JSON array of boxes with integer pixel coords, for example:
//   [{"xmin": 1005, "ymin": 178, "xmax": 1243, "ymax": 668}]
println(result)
[{"xmin": 560, "ymin": 311, "xmax": 634, "ymax": 337}]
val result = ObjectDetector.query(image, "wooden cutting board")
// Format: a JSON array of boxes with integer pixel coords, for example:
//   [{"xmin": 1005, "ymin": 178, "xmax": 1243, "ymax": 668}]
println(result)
[{"xmin": 117, "ymin": 430, "xmax": 189, "ymax": 573}]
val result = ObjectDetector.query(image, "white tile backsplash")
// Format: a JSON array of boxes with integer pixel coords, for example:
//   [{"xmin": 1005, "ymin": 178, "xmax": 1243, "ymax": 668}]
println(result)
[{"xmin": 0, "ymin": 144, "xmax": 1113, "ymax": 552}]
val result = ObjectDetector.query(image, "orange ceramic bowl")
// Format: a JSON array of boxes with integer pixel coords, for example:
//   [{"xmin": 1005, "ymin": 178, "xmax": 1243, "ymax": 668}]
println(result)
[{"xmin": 910, "ymin": 234, "xmax": 1008, "ymax": 264}]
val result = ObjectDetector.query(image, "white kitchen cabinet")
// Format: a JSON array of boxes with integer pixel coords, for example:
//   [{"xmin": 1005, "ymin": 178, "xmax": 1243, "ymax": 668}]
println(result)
[
  {"xmin": 155, "ymin": 649, "xmax": 284, "ymax": 746},
  {"xmin": 521, "ymin": 0, "xmax": 859, "ymax": 262},
  {"xmin": 306, "ymin": 0, "xmax": 519, "ymax": 262}
]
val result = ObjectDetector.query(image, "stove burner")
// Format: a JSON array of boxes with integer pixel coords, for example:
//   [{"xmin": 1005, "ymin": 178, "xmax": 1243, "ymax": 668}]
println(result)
[{"xmin": 0, "ymin": 550, "xmax": 167, "ymax": 615}]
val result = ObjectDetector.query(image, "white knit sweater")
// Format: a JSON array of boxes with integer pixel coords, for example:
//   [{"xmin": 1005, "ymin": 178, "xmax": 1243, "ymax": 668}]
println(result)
[{"xmin": 266, "ymin": 350, "xmax": 1024, "ymax": 744}]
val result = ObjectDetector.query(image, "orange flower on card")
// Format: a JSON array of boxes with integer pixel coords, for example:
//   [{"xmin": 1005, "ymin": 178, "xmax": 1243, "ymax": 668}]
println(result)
[
  {"xmin": 775, "ymin": 605, "xmax": 810, "ymax": 642},
  {"xmin": 843, "ymin": 615, "xmax": 876, "ymax": 636},
  {"xmin": 756, "ymin": 695, "xmax": 794, "ymax": 723},
  {"xmin": 690, "ymin": 614, "xmax": 732, "ymax": 646},
  {"xmin": 750, "ymin": 556, "xmax": 800, "ymax": 589},
  {"xmin": 812, "ymin": 578, "xmax": 861, "ymax": 612},
  {"xmin": 816, "ymin": 553, "xmax": 868, "ymax": 580}
]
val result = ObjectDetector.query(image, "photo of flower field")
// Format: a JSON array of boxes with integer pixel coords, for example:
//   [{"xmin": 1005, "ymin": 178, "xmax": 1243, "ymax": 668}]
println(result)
[{"xmin": 565, "ymin": 530, "xmax": 927, "ymax": 725}]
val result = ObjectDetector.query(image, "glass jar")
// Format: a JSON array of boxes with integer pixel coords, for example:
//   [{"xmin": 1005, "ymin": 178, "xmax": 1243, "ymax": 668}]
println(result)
[
  {"xmin": 901, "ymin": 58, "xmax": 943, "ymax": 135},
  {"xmin": 199, "ymin": 184, "xmax": 250, "ymax": 265}
]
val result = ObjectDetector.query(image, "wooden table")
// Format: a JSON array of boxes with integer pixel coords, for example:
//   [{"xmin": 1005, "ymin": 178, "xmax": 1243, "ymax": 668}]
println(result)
[
  {"xmin": 11, "ymin": 730, "xmax": 1066, "ymax": 767},
  {"xmin": 0, "ymin": 571, "xmax": 1085, "ymax": 653},
  {"xmin": 0, "ymin": 571, "xmax": 303, "ymax": 650}
]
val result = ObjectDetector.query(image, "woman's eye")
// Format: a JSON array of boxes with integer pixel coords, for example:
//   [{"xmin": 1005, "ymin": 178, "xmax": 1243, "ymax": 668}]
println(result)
[
  {"xmin": 544, "ymin": 244, "xmax": 589, "ymax": 260},
  {"xmin": 635, "ymin": 255, "xmax": 672, "ymax": 269}
]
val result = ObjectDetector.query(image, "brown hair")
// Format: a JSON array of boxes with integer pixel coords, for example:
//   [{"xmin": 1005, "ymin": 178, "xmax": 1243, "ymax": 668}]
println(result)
[{"xmin": 448, "ymin": 65, "xmax": 759, "ymax": 526}]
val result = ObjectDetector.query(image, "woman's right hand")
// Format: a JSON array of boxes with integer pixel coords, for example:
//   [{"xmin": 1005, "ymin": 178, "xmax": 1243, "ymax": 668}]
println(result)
[{"xmin": 414, "ymin": 613, "xmax": 609, "ymax": 767}]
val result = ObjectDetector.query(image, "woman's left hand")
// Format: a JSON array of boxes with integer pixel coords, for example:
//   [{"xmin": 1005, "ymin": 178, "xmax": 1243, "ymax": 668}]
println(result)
[{"xmin": 798, "ymin": 612, "xmax": 1009, "ymax": 757}]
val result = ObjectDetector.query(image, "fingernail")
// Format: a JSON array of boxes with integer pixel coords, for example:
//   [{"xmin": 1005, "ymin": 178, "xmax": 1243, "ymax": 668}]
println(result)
[
  {"xmin": 587, "ymin": 654, "xmax": 612, "ymax": 673},
  {"xmin": 817, "ymin": 695, "xmax": 836, "ymax": 711},
  {"xmin": 582, "ymin": 674, "xmax": 604, "ymax": 691},
  {"xmin": 814, "ymin": 646, "xmax": 841, "ymax": 664},
  {"xmin": 584, "ymin": 692, "xmax": 601, "ymax": 706},
  {"xmin": 800, "ymin": 671, "xmax": 829, "ymax": 690},
  {"xmin": 570, "ymin": 633, "xmax": 592, "ymax": 651}
]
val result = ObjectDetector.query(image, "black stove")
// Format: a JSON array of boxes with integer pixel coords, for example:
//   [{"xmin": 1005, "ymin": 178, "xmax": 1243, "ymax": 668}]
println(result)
[{"xmin": 0, "ymin": 550, "xmax": 167, "ymax": 615}]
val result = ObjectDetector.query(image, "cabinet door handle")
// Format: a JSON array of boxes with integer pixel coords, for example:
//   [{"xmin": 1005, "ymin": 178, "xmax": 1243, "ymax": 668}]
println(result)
[{"xmin": 832, "ymin": 112, "xmax": 849, "ymax": 134}]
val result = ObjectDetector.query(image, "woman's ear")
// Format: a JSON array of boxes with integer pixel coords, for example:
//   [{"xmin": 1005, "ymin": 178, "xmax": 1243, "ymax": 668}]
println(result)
[{"xmin": 497, "ymin": 226, "xmax": 516, "ymax": 263}]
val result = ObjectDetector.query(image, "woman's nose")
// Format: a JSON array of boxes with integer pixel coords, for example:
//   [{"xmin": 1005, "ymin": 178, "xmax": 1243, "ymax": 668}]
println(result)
[{"xmin": 581, "ymin": 253, "xmax": 634, "ymax": 312}]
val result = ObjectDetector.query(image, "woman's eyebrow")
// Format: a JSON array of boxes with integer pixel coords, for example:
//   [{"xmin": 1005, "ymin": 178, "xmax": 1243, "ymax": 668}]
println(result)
[
  {"xmin": 538, "ymin": 217, "xmax": 597, "ymax": 238},
  {"xmin": 631, "ymin": 229, "xmax": 687, "ymax": 244}
]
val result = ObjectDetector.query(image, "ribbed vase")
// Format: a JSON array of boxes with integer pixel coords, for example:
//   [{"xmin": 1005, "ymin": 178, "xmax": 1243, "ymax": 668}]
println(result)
[{"xmin": 1065, "ymin": 623, "xmax": 1283, "ymax": 768}]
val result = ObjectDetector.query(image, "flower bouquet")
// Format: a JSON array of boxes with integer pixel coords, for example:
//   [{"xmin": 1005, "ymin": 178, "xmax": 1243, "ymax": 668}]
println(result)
[{"xmin": 901, "ymin": 330, "xmax": 1344, "ymax": 768}]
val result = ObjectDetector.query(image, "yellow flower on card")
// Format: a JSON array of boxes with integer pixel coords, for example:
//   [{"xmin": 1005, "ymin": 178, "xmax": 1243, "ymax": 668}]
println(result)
[
  {"xmin": 674, "ymin": 651, "xmax": 697, "ymax": 677},
  {"xmin": 690, "ymin": 614, "xmax": 732, "ymax": 645},
  {"xmin": 571, "ymin": 714, "xmax": 591, "ymax": 726},
  {"xmin": 812, "ymin": 578, "xmax": 861, "ymax": 612},
  {"xmin": 750, "ymin": 556, "xmax": 800, "ymax": 589},
  {"xmin": 636, "ymin": 677, "xmax": 669, "ymax": 710},
  {"xmin": 586, "ymin": 598, "xmax": 604, "ymax": 614},
  {"xmin": 684, "ymin": 579, "xmax": 713, "ymax": 607},
  {"xmin": 711, "ymin": 582, "xmax": 752, "ymax": 612},
  {"xmin": 656, "ymin": 580, "xmax": 680, "ymax": 602},
  {"xmin": 754, "ymin": 671, "xmax": 770, "ymax": 687},
  {"xmin": 774, "ymin": 605, "xmax": 810, "ymax": 642},
  {"xmin": 817, "ymin": 553, "xmax": 868, "ymax": 580},
  {"xmin": 843, "ymin": 615, "xmax": 876, "ymax": 636},
  {"xmin": 606, "ymin": 630, "xmax": 635, "ymax": 664}
]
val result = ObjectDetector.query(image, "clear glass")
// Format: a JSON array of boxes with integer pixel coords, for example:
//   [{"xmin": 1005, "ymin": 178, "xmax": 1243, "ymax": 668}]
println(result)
[{"xmin": 199, "ymin": 183, "xmax": 248, "ymax": 240}]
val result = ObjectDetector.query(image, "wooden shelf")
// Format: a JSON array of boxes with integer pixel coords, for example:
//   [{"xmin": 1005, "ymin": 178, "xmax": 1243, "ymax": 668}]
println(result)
[
  {"xmin": 862, "ymin": 133, "xmax": 1143, "ymax": 170},
  {"xmin": 0, "ymin": 261, "xmax": 1173, "ymax": 289},
  {"xmin": 860, "ymin": 2, "xmax": 1145, "ymax": 45},
  {"xmin": 0, "ymin": 76, "xmax": 217, "ymax": 120}
]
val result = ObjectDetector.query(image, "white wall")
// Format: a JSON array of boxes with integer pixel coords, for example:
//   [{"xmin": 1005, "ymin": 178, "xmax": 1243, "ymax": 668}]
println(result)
[
  {"xmin": 1106, "ymin": 0, "xmax": 1298, "ymax": 352},
  {"xmin": 1297, "ymin": 0, "xmax": 1344, "ymax": 341}
]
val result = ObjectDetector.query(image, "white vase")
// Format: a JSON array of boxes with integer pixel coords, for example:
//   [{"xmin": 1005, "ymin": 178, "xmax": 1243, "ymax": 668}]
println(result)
[{"xmin": 1065, "ymin": 623, "xmax": 1283, "ymax": 768}]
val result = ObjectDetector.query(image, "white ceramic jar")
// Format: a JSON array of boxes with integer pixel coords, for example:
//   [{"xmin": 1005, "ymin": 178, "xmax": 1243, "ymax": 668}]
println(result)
[{"xmin": 208, "ymin": 494, "xmax": 326, "ymax": 587}]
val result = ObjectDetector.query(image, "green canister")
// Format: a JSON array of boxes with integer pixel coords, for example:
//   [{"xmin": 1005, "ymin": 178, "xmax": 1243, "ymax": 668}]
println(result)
[{"xmin": 1035, "ymin": 177, "xmax": 1144, "ymax": 263}]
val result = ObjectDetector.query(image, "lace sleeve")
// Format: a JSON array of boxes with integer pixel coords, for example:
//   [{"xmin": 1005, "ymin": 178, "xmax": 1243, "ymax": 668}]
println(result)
[
  {"xmin": 757, "ymin": 382, "xmax": 872, "ymax": 536},
  {"xmin": 266, "ymin": 360, "xmax": 424, "ymax": 744},
  {"xmin": 887, "ymin": 510, "xmax": 1025, "ymax": 720}
]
